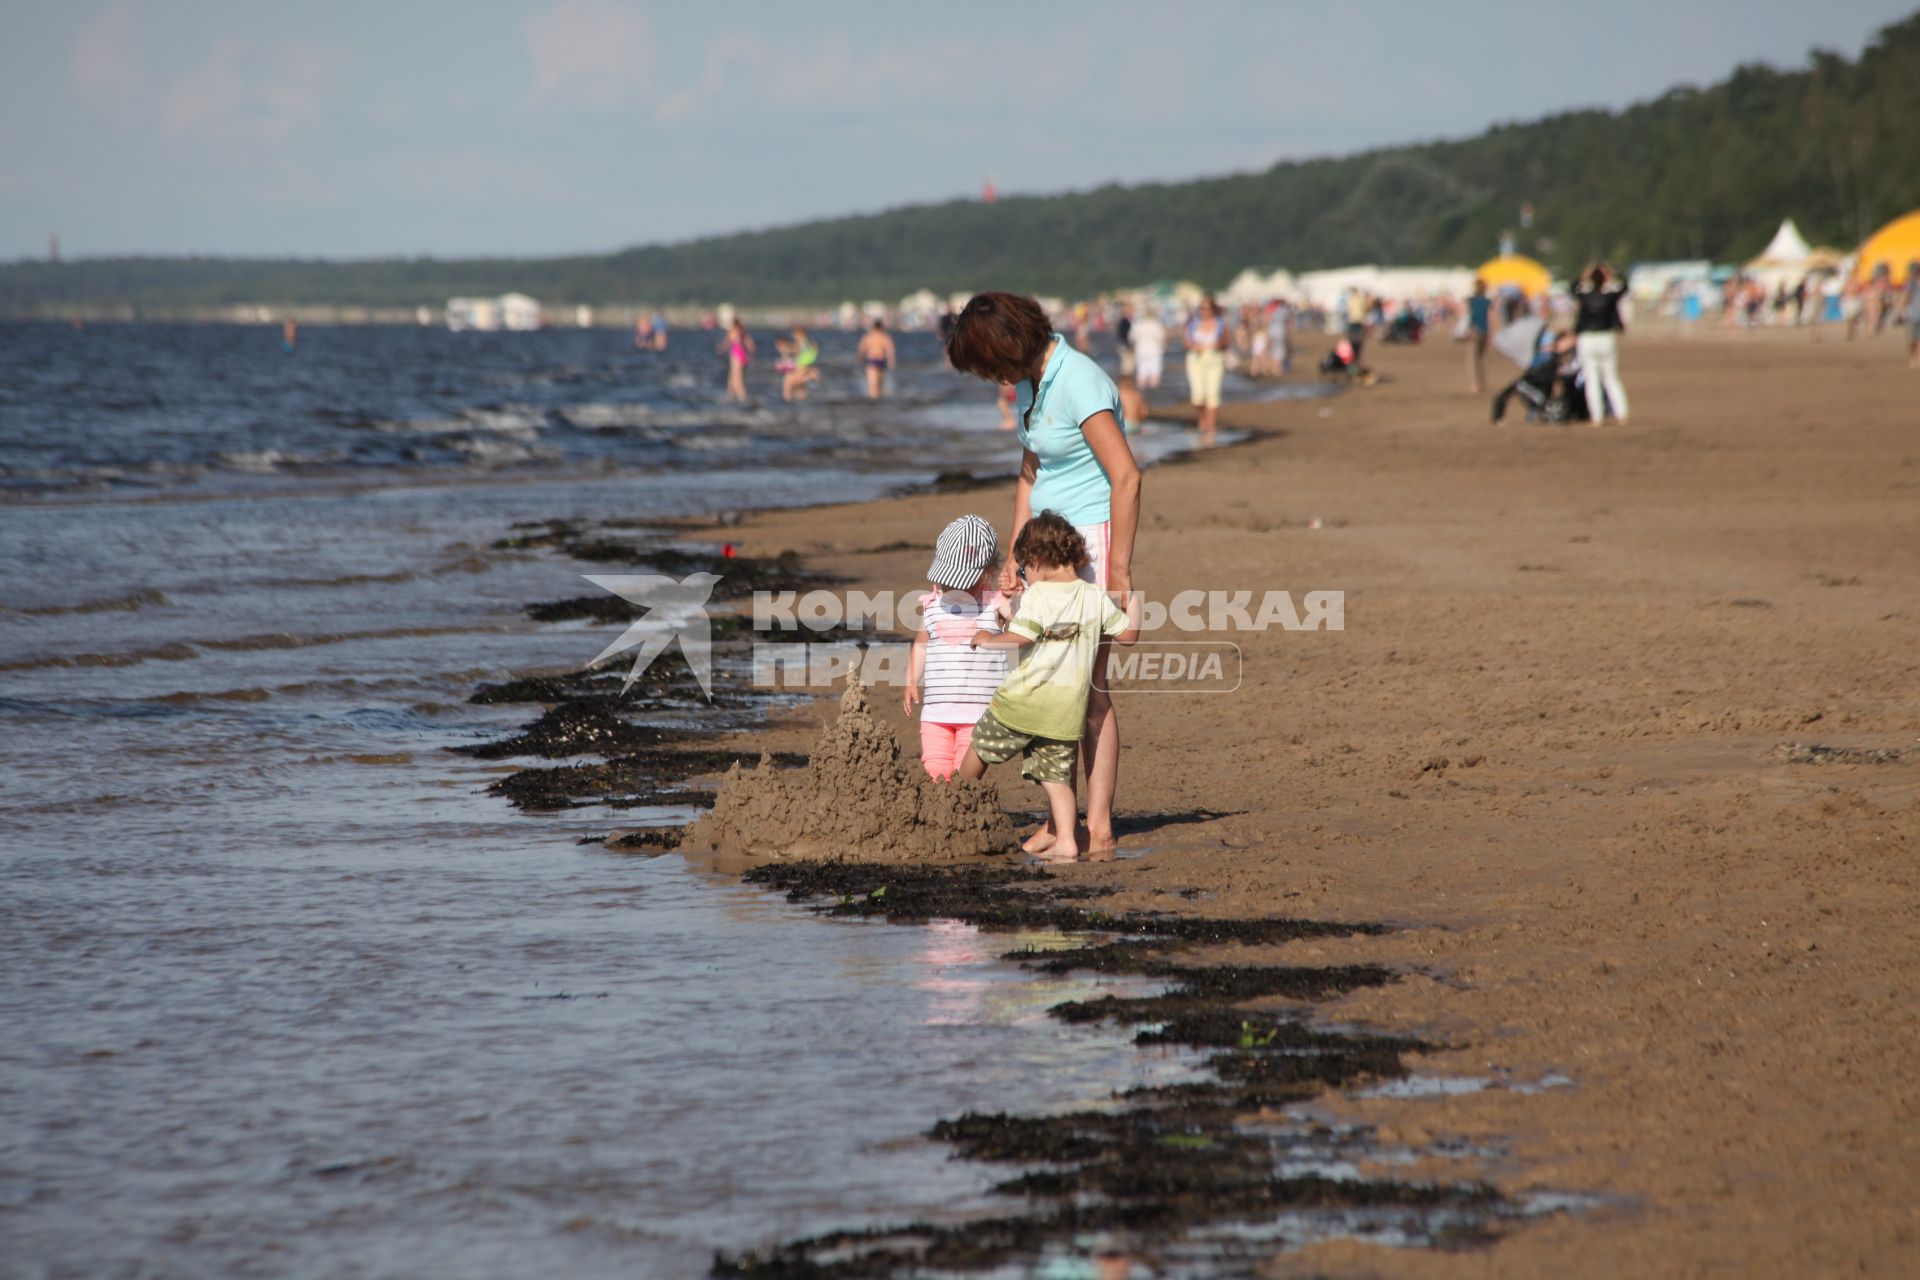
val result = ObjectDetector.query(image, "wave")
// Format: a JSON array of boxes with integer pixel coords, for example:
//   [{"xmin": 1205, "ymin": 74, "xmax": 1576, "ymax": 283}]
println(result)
[
  {"xmin": 215, "ymin": 448, "xmax": 347, "ymax": 473},
  {"xmin": 0, "ymin": 641, "xmax": 199, "ymax": 672},
  {"xmin": 7, "ymin": 588, "xmax": 173, "ymax": 616},
  {"xmin": 0, "ymin": 624, "xmax": 495, "ymax": 672},
  {"xmin": 197, "ymin": 623, "xmax": 491, "ymax": 653},
  {"xmin": 150, "ymin": 687, "xmax": 273, "ymax": 705}
]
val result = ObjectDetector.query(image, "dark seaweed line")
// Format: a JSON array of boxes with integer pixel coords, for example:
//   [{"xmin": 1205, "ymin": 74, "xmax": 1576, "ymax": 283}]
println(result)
[
  {"xmin": 459, "ymin": 521, "xmax": 846, "ymax": 817},
  {"xmin": 714, "ymin": 862, "xmax": 1506, "ymax": 1278}
]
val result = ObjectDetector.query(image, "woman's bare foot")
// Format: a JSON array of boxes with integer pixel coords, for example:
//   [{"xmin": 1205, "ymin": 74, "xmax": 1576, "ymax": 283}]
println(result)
[{"xmin": 1021, "ymin": 825, "xmax": 1057, "ymax": 854}]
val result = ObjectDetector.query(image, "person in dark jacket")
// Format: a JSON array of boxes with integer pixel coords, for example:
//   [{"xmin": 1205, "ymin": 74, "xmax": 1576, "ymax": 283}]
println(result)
[{"xmin": 1572, "ymin": 263, "xmax": 1630, "ymax": 425}]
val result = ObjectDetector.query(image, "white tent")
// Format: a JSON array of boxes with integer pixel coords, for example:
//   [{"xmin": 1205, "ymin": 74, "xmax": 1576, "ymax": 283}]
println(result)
[
  {"xmin": 1743, "ymin": 218, "xmax": 1844, "ymax": 294},
  {"xmin": 1753, "ymin": 219, "xmax": 1812, "ymax": 266},
  {"xmin": 497, "ymin": 293, "xmax": 542, "ymax": 331},
  {"xmin": 1220, "ymin": 267, "xmax": 1299, "ymax": 305},
  {"xmin": 1294, "ymin": 265, "xmax": 1475, "ymax": 309}
]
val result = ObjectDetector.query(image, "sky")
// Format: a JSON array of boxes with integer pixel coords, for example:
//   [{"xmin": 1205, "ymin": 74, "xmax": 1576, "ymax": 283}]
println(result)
[{"xmin": 2, "ymin": 0, "xmax": 1913, "ymax": 261}]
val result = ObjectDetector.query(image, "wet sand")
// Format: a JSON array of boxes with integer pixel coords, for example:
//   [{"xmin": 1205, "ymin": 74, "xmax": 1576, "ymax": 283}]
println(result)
[{"xmin": 688, "ymin": 330, "xmax": 1918, "ymax": 1276}]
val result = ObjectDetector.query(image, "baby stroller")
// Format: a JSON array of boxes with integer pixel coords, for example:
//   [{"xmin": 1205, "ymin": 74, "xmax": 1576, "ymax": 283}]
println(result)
[
  {"xmin": 1491, "ymin": 325, "xmax": 1589, "ymax": 424},
  {"xmin": 1489, "ymin": 318, "xmax": 1582, "ymax": 426}
]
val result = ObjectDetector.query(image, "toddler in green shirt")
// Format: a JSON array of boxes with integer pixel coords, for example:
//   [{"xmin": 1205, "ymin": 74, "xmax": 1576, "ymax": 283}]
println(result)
[{"xmin": 958, "ymin": 511, "xmax": 1140, "ymax": 858}]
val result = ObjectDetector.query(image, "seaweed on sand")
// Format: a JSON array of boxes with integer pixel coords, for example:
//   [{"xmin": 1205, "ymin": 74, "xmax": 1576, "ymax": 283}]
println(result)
[{"xmin": 713, "ymin": 862, "xmax": 1505, "ymax": 1277}]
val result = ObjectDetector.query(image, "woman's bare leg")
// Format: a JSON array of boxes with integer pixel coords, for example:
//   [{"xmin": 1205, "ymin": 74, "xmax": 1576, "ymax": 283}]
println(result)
[{"xmin": 1082, "ymin": 642, "xmax": 1119, "ymax": 853}]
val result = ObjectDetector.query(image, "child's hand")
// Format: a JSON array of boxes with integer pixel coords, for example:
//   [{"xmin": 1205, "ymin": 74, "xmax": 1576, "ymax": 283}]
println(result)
[
  {"xmin": 902, "ymin": 685, "xmax": 919, "ymax": 715},
  {"xmin": 969, "ymin": 628, "xmax": 996, "ymax": 650}
]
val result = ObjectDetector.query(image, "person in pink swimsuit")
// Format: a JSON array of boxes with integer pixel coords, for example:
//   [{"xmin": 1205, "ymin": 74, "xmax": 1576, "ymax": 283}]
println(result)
[{"xmin": 722, "ymin": 318, "xmax": 754, "ymax": 402}]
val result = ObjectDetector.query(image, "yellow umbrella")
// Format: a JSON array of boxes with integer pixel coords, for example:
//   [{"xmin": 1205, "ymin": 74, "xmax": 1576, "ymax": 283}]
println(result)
[
  {"xmin": 1475, "ymin": 254, "xmax": 1552, "ymax": 297},
  {"xmin": 1853, "ymin": 211, "xmax": 1920, "ymax": 286}
]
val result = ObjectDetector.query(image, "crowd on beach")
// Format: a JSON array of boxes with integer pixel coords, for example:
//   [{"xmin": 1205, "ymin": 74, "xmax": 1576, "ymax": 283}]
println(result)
[{"xmin": 675, "ymin": 249, "xmax": 1920, "ymax": 435}]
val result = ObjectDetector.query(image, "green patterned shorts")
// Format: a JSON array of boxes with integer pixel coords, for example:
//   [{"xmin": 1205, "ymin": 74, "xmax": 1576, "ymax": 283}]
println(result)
[{"xmin": 970, "ymin": 710, "xmax": 1078, "ymax": 785}]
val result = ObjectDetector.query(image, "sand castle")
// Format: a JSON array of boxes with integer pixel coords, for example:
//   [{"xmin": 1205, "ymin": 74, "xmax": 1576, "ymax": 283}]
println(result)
[{"xmin": 687, "ymin": 679, "xmax": 1016, "ymax": 861}]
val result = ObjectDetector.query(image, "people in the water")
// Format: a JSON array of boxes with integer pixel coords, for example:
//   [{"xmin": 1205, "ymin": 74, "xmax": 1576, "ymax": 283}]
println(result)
[
  {"xmin": 722, "ymin": 318, "xmax": 755, "ymax": 402},
  {"xmin": 857, "ymin": 320, "xmax": 896, "ymax": 399},
  {"xmin": 775, "ymin": 326, "xmax": 820, "ymax": 401}
]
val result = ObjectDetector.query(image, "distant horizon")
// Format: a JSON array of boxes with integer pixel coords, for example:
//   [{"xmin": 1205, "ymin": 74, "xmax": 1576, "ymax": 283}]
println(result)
[{"xmin": 5, "ymin": 0, "xmax": 1915, "ymax": 262}]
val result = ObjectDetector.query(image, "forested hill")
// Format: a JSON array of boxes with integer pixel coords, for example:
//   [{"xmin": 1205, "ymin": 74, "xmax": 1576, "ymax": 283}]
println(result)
[{"xmin": 6, "ymin": 13, "xmax": 1918, "ymax": 315}]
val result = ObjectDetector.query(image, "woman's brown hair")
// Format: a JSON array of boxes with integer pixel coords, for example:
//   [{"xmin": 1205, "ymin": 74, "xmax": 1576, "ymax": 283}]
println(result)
[
  {"xmin": 946, "ymin": 292, "xmax": 1054, "ymax": 383},
  {"xmin": 1013, "ymin": 510, "xmax": 1087, "ymax": 572}
]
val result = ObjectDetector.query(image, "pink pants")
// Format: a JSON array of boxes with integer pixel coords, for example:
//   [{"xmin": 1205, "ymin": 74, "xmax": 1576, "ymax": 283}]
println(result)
[{"xmin": 919, "ymin": 721, "xmax": 975, "ymax": 779}]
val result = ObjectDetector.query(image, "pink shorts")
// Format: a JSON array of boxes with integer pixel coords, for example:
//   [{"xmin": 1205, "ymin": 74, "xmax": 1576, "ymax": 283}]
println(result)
[
  {"xmin": 1075, "ymin": 520, "xmax": 1111, "ymax": 589},
  {"xmin": 919, "ymin": 720, "xmax": 976, "ymax": 779}
]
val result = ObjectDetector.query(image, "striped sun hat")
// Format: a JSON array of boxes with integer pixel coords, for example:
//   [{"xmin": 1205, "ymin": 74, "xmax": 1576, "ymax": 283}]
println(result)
[{"xmin": 926, "ymin": 514, "xmax": 999, "ymax": 590}]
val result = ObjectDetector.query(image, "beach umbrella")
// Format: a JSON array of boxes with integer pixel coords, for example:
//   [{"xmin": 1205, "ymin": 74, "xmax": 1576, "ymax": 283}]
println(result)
[
  {"xmin": 1853, "ymin": 211, "xmax": 1920, "ymax": 285},
  {"xmin": 1476, "ymin": 254, "xmax": 1552, "ymax": 297},
  {"xmin": 1491, "ymin": 316, "xmax": 1546, "ymax": 369}
]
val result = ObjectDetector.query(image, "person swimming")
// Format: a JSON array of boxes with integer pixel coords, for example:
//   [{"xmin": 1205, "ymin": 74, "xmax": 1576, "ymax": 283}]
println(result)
[{"xmin": 856, "ymin": 319, "xmax": 895, "ymax": 399}]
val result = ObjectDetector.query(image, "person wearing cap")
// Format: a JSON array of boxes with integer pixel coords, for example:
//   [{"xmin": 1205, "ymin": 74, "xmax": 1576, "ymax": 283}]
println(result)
[
  {"xmin": 904, "ymin": 514, "xmax": 1012, "ymax": 780},
  {"xmin": 945, "ymin": 292, "xmax": 1142, "ymax": 856}
]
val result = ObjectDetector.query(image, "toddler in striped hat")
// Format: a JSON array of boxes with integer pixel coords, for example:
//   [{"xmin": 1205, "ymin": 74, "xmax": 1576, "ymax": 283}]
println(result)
[{"xmin": 904, "ymin": 514, "xmax": 1012, "ymax": 778}]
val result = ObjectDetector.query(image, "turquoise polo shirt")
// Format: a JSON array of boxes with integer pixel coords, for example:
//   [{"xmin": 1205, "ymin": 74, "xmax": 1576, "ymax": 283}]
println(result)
[{"xmin": 1014, "ymin": 335, "xmax": 1123, "ymax": 526}]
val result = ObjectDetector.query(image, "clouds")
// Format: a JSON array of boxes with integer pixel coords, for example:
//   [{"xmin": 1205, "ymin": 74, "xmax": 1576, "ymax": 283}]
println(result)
[
  {"xmin": 655, "ymin": 29, "xmax": 976, "ymax": 122},
  {"xmin": 70, "ymin": 1, "xmax": 145, "ymax": 109},
  {"xmin": 525, "ymin": 0, "xmax": 654, "ymax": 107},
  {"xmin": 160, "ymin": 36, "xmax": 339, "ymax": 144}
]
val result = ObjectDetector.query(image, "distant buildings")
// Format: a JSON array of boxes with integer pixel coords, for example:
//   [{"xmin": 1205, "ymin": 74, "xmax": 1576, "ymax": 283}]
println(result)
[{"xmin": 445, "ymin": 293, "xmax": 541, "ymax": 331}]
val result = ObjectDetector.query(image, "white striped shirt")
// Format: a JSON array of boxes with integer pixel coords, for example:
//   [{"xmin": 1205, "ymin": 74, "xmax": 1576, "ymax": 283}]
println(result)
[{"xmin": 919, "ymin": 589, "xmax": 1008, "ymax": 725}]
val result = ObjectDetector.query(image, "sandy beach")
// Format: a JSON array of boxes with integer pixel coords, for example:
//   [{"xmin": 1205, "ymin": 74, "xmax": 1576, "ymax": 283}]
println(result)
[{"xmin": 691, "ymin": 331, "xmax": 1919, "ymax": 1276}]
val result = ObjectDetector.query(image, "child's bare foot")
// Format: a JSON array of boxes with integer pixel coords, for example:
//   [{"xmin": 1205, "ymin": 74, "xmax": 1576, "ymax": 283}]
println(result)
[
  {"xmin": 1021, "ymin": 825, "xmax": 1057, "ymax": 854},
  {"xmin": 1082, "ymin": 823, "xmax": 1116, "ymax": 856},
  {"xmin": 1049, "ymin": 838, "xmax": 1080, "ymax": 860}
]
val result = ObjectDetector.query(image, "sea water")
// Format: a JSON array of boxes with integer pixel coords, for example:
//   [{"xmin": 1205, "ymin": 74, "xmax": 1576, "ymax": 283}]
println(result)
[{"xmin": 0, "ymin": 323, "xmax": 1308, "ymax": 1276}]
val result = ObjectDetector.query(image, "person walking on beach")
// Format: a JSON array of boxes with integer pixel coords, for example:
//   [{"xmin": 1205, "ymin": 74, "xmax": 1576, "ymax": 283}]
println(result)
[
  {"xmin": 857, "ymin": 320, "xmax": 895, "ymax": 399},
  {"xmin": 1465, "ymin": 279, "xmax": 1492, "ymax": 393},
  {"xmin": 1184, "ymin": 295, "xmax": 1229, "ymax": 442},
  {"xmin": 946, "ymin": 292, "xmax": 1143, "ymax": 856},
  {"xmin": 721, "ymin": 318, "xmax": 755, "ymax": 402},
  {"xmin": 956, "ymin": 512, "xmax": 1140, "ymax": 860},
  {"xmin": 904, "ymin": 515, "xmax": 1010, "ymax": 780},
  {"xmin": 1902, "ymin": 262, "xmax": 1920, "ymax": 370},
  {"xmin": 1572, "ymin": 264, "xmax": 1630, "ymax": 426},
  {"xmin": 1132, "ymin": 307, "xmax": 1166, "ymax": 390},
  {"xmin": 1267, "ymin": 299, "xmax": 1293, "ymax": 376}
]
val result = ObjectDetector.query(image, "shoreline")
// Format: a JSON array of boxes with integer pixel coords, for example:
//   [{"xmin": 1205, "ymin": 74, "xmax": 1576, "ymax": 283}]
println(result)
[
  {"xmin": 456, "ymin": 520, "xmax": 1527, "ymax": 1272},
  {"xmin": 651, "ymin": 332, "xmax": 1915, "ymax": 1276}
]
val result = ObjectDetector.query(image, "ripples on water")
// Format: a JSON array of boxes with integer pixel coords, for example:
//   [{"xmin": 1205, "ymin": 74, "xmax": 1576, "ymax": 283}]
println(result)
[{"xmin": 0, "ymin": 323, "xmax": 1308, "ymax": 1276}]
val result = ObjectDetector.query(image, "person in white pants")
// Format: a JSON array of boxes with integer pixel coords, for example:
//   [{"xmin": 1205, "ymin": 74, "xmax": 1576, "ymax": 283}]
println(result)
[{"xmin": 1572, "ymin": 264, "xmax": 1630, "ymax": 425}]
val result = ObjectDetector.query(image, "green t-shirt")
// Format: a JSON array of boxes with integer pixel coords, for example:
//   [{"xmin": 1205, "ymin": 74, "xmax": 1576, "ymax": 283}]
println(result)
[{"xmin": 988, "ymin": 580, "xmax": 1129, "ymax": 741}]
